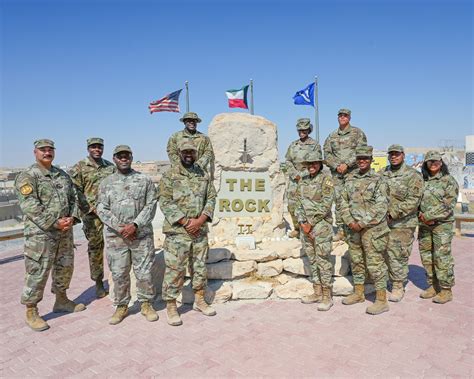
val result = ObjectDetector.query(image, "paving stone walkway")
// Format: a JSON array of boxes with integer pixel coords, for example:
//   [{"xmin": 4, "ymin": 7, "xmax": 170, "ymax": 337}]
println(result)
[{"xmin": 0, "ymin": 236, "xmax": 472, "ymax": 377}]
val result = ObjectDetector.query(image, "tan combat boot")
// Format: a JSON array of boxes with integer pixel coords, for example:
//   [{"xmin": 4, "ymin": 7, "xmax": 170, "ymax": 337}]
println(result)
[
  {"xmin": 420, "ymin": 286, "xmax": 437, "ymax": 299},
  {"xmin": 25, "ymin": 305, "xmax": 50, "ymax": 332},
  {"xmin": 432, "ymin": 288, "xmax": 453, "ymax": 304},
  {"xmin": 342, "ymin": 284, "xmax": 365, "ymax": 305},
  {"xmin": 53, "ymin": 292, "xmax": 86, "ymax": 313},
  {"xmin": 301, "ymin": 283, "xmax": 322, "ymax": 304},
  {"xmin": 366, "ymin": 289, "xmax": 390, "ymax": 315},
  {"xmin": 289, "ymin": 230, "xmax": 300, "ymax": 238},
  {"xmin": 389, "ymin": 281, "xmax": 405, "ymax": 302},
  {"xmin": 109, "ymin": 304, "xmax": 128, "ymax": 325},
  {"xmin": 95, "ymin": 280, "xmax": 108, "ymax": 299},
  {"xmin": 166, "ymin": 300, "xmax": 182, "ymax": 326},
  {"xmin": 140, "ymin": 301, "xmax": 159, "ymax": 322},
  {"xmin": 317, "ymin": 286, "xmax": 334, "ymax": 311},
  {"xmin": 193, "ymin": 290, "xmax": 216, "ymax": 316}
]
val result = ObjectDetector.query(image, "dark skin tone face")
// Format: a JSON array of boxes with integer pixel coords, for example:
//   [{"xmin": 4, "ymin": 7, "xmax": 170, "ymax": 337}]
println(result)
[
  {"xmin": 338, "ymin": 113, "xmax": 351, "ymax": 129},
  {"xmin": 184, "ymin": 119, "xmax": 198, "ymax": 133},
  {"xmin": 306, "ymin": 161, "xmax": 322, "ymax": 176},
  {"xmin": 426, "ymin": 160, "xmax": 442, "ymax": 176},
  {"xmin": 34, "ymin": 147, "xmax": 55, "ymax": 169},
  {"xmin": 298, "ymin": 128, "xmax": 310, "ymax": 142},
  {"xmin": 88, "ymin": 144, "xmax": 104, "ymax": 161},
  {"xmin": 180, "ymin": 149, "xmax": 197, "ymax": 167},
  {"xmin": 388, "ymin": 151, "xmax": 404, "ymax": 167},
  {"xmin": 113, "ymin": 152, "xmax": 133, "ymax": 174},
  {"xmin": 356, "ymin": 156, "xmax": 372, "ymax": 174}
]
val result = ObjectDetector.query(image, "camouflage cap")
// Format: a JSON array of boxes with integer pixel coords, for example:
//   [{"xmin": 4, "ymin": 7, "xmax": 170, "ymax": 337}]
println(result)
[
  {"xmin": 296, "ymin": 118, "xmax": 312, "ymax": 131},
  {"xmin": 424, "ymin": 150, "xmax": 442, "ymax": 162},
  {"xmin": 337, "ymin": 108, "xmax": 351, "ymax": 116},
  {"xmin": 387, "ymin": 144, "xmax": 404, "ymax": 153},
  {"xmin": 303, "ymin": 148, "xmax": 323, "ymax": 162},
  {"xmin": 87, "ymin": 137, "xmax": 104, "ymax": 147},
  {"xmin": 34, "ymin": 139, "xmax": 55, "ymax": 149},
  {"xmin": 113, "ymin": 145, "xmax": 133, "ymax": 155},
  {"xmin": 178, "ymin": 141, "xmax": 197, "ymax": 152},
  {"xmin": 356, "ymin": 145, "xmax": 373, "ymax": 157},
  {"xmin": 179, "ymin": 112, "xmax": 202, "ymax": 123}
]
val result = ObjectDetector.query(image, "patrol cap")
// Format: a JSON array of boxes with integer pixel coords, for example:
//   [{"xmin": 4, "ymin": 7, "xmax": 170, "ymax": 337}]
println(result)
[
  {"xmin": 113, "ymin": 145, "xmax": 133, "ymax": 155},
  {"xmin": 338, "ymin": 108, "xmax": 351, "ymax": 116},
  {"xmin": 387, "ymin": 144, "xmax": 404, "ymax": 153},
  {"xmin": 356, "ymin": 145, "xmax": 373, "ymax": 158},
  {"xmin": 303, "ymin": 148, "xmax": 323, "ymax": 162},
  {"xmin": 296, "ymin": 118, "xmax": 312, "ymax": 131},
  {"xmin": 34, "ymin": 139, "xmax": 55, "ymax": 149},
  {"xmin": 178, "ymin": 141, "xmax": 197, "ymax": 152},
  {"xmin": 87, "ymin": 137, "xmax": 104, "ymax": 147},
  {"xmin": 424, "ymin": 150, "xmax": 442, "ymax": 162},
  {"xmin": 179, "ymin": 112, "xmax": 202, "ymax": 123}
]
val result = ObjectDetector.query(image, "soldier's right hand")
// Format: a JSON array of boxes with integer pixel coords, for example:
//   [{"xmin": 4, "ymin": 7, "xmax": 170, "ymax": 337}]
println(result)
[{"xmin": 55, "ymin": 217, "xmax": 73, "ymax": 232}]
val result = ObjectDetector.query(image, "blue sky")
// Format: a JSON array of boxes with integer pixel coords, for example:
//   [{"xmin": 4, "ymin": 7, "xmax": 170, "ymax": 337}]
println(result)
[{"xmin": 1, "ymin": 0, "xmax": 472, "ymax": 167}]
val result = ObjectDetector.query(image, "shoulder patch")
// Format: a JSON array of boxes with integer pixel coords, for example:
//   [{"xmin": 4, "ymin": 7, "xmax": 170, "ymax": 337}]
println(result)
[
  {"xmin": 324, "ymin": 177, "xmax": 334, "ymax": 188},
  {"xmin": 20, "ymin": 183, "xmax": 33, "ymax": 195}
]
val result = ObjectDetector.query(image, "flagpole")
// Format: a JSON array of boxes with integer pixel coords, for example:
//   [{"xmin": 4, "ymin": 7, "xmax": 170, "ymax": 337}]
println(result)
[
  {"xmin": 314, "ymin": 76, "xmax": 319, "ymax": 144},
  {"xmin": 250, "ymin": 79, "xmax": 254, "ymax": 115},
  {"xmin": 185, "ymin": 81, "xmax": 190, "ymax": 112}
]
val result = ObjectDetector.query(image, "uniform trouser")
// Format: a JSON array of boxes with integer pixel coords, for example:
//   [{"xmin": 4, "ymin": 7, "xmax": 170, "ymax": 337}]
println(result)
[
  {"xmin": 286, "ymin": 180, "xmax": 299, "ymax": 231},
  {"xmin": 300, "ymin": 220, "xmax": 333, "ymax": 287},
  {"xmin": 331, "ymin": 174, "xmax": 345, "ymax": 227},
  {"xmin": 418, "ymin": 222, "xmax": 455, "ymax": 289},
  {"xmin": 105, "ymin": 234, "xmax": 155, "ymax": 306},
  {"xmin": 346, "ymin": 227, "xmax": 389, "ymax": 290},
  {"xmin": 21, "ymin": 230, "xmax": 74, "ymax": 305},
  {"xmin": 162, "ymin": 233, "xmax": 208, "ymax": 301},
  {"xmin": 386, "ymin": 227, "xmax": 416, "ymax": 283},
  {"xmin": 82, "ymin": 213, "xmax": 104, "ymax": 281}
]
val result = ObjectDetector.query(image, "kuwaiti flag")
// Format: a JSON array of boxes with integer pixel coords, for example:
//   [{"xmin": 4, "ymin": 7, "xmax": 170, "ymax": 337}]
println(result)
[
  {"xmin": 225, "ymin": 85, "xmax": 249, "ymax": 109},
  {"xmin": 293, "ymin": 82, "xmax": 315, "ymax": 106}
]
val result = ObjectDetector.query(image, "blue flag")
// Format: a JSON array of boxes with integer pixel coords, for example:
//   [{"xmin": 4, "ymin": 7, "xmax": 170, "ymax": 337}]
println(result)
[{"xmin": 293, "ymin": 82, "xmax": 315, "ymax": 106}]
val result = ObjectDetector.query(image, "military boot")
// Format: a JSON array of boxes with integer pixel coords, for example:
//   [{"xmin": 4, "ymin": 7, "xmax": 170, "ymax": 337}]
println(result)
[
  {"xmin": 166, "ymin": 300, "xmax": 182, "ymax": 326},
  {"xmin": 301, "ymin": 283, "xmax": 322, "ymax": 304},
  {"xmin": 317, "ymin": 287, "xmax": 333, "ymax": 311},
  {"xmin": 53, "ymin": 292, "xmax": 86, "ymax": 313},
  {"xmin": 389, "ymin": 281, "xmax": 405, "ymax": 302},
  {"xmin": 95, "ymin": 280, "xmax": 108, "ymax": 299},
  {"xmin": 109, "ymin": 305, "xmax": 128, "ymax": 325},
  {"xmin": 366, "ymin": 290, "xmax": 390, "ymax": 315},
  {"xmin": 193, "ymin": 290, "xmax": 216, "ymax": 316},
  {"xmin": 419, "ymin": 286, "xmax": 437, "ymax": 299},
  {"xmin": 25, "ymin": 305, "xmax": 50, "ymax": 332},
  {"xmin": 289, "ymin": 230, "xmax": 300, "ymax": 239},
  {"xmin": 140, "ymin": 301, "xmax": 159, "ymax": 322},
  {"xmin": 342, "ymin": 284, "xmax": 365, "ymax": 305},
  {"xmin": 432, "ymin": 288, "xmax": 453, "ymax": 304}
]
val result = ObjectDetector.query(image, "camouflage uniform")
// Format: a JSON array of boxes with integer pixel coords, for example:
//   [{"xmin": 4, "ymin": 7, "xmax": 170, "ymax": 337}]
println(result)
[
  {"xmin": 323, "ymin": 109, "xmax": 367, "ymax": 227},
  {"xmin": 381, "ymin": 148, "xmax": 424, "ymax": 285},
  {"xmin": 70, "ymin": 148, "xmax": 115, "ymax": 282},
  {"xmin": 295, "ymin": 161, "xmax": 334, "ymax": 287},
  {"xmin": 340, "ymin": 150, "xmax": 389, "ymax": 291},
  {"xmin": 97, "ymin": 167, "xmax": 157, "ymax": 306},
  {"xmin": 418, "ymin": 152, "xmax": 458, "ymax": 290},
  {"xmin": 159, "ymin": 159, "xmax": 216, "ymax": 301},
  {"xmin": 285, "ymin": 119, "xmax": 320, "ymax": 232},
  {"xmin": 15, "ymin": 160, "xmax": 80, "ymax": 306}
]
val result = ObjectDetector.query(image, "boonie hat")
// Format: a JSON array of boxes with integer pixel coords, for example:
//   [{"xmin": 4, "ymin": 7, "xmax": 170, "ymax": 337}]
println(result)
[
  {"xmin": 180, "ymin": 112, "xmax": 202, "ymax": 123},
  {"xmin": 338, "ymin": 108, "xmax": 351, "ymax": 116},
  {"xmin": 34, "ymin": 139, "xmax": 55, "ymax": 149},
  {"xmin": 387, "ymin": 144, "xmax": 404, "ymax": 153},
  {"xmin": 87, "ymin": 137, "xmax": 104, "ymax": 147},
  {"xmin": 296, "ymin": 118, "xmax": 312, "ymax": 131},
  {"xmin": 113, "ymin": 145, "xmax": 133, "ymax": 155},
  {"xmin": 178, "ymin": 141, "xmax": 198, "ymax": 152},
  {"xmin": 356, "ymin": 145, "xmax": 373, "ymax": 157},
  {"xmin": 424, "ymin": 150, "xmax": 442, "ymax": 162}
]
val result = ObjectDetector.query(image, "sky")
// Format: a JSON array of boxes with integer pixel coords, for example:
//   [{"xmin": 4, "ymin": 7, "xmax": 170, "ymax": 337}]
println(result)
[{"xmin": 1, "ymin": 0, "xmax": 472, "ymax": 167}]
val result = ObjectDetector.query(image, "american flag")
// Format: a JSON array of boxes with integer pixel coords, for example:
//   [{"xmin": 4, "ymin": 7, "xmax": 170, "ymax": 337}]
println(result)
[{"xmin": 148, "ymin": 89, "xmax": 182, "ymax": 114}]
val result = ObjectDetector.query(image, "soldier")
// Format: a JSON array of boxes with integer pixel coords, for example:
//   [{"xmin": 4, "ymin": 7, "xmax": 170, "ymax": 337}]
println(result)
[
  {"xmin": 15, "ymin": 139, "xmax": 86, "ymax": 332},
  {"xmin": 285, "ymin": 118, "xmax": 320, "ymax": 238},
  {"xmin": 70, "ymin": 138, "xmax": 115, "ymax": 298},
  {"xmin": 323, "ymin": 109, "xmax": 367, "ymax": 241},
  {"xmin": 97, "ymin": 145, "xmax": 158, "ymax": 325},
  {"xmin": 381, "ymin": 144, "xmax": 424, "ymax": 302},
  {"xmin": 418, "ymin": 151, "xmax": 458, "ymax": 304},
  {"xmin": 295, "ymin": 147, "xmax": 335, "ymax": 311},
  {"xmin": 167, "ymin": 112, "xmax": 214, "ymax": 174},
  {"xmin": 160, "ymin": 141, "xmax": 217, "ymax": 326},
  {"xmin": 339, "ymin": 146, "xmax": 390, "ymax": 315}
]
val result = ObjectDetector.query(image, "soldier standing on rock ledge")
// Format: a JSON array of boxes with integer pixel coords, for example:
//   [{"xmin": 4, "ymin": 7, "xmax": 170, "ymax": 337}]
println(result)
[
  {"xmin": 160, "ymin": 141, "xmax": 217, "ymax": 326},
  {"xmin": 97, "ymin": 145, "xmax": 158, "ymax": 325},
  {"xmin": 339, "ymin": 145, "xmax": 390, "ymax": 315},
  {"xmin": 381, "ymin": 144, "xmax": 424, "ymax": 302},
  {"xmin": 323, "ymin": 109, "xmax": 367, "ymax": 241},
  {"xmin": 285, "ymin": 118, "xmax": 320, "ymax": 238},
  {"xmin": 15, "ymin": 139, "xmax": 86, "ymax": 332},
  {"xmin": 295, "ymin": 147, "xmax": 335, "ymax": 311},
  {"xmin": 70, "ymin": 138, "xmax": 115, "ymax": 299},
  {"xmin": 167, "ymin": 112, "xmax": 215, "ymax": 175}
]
